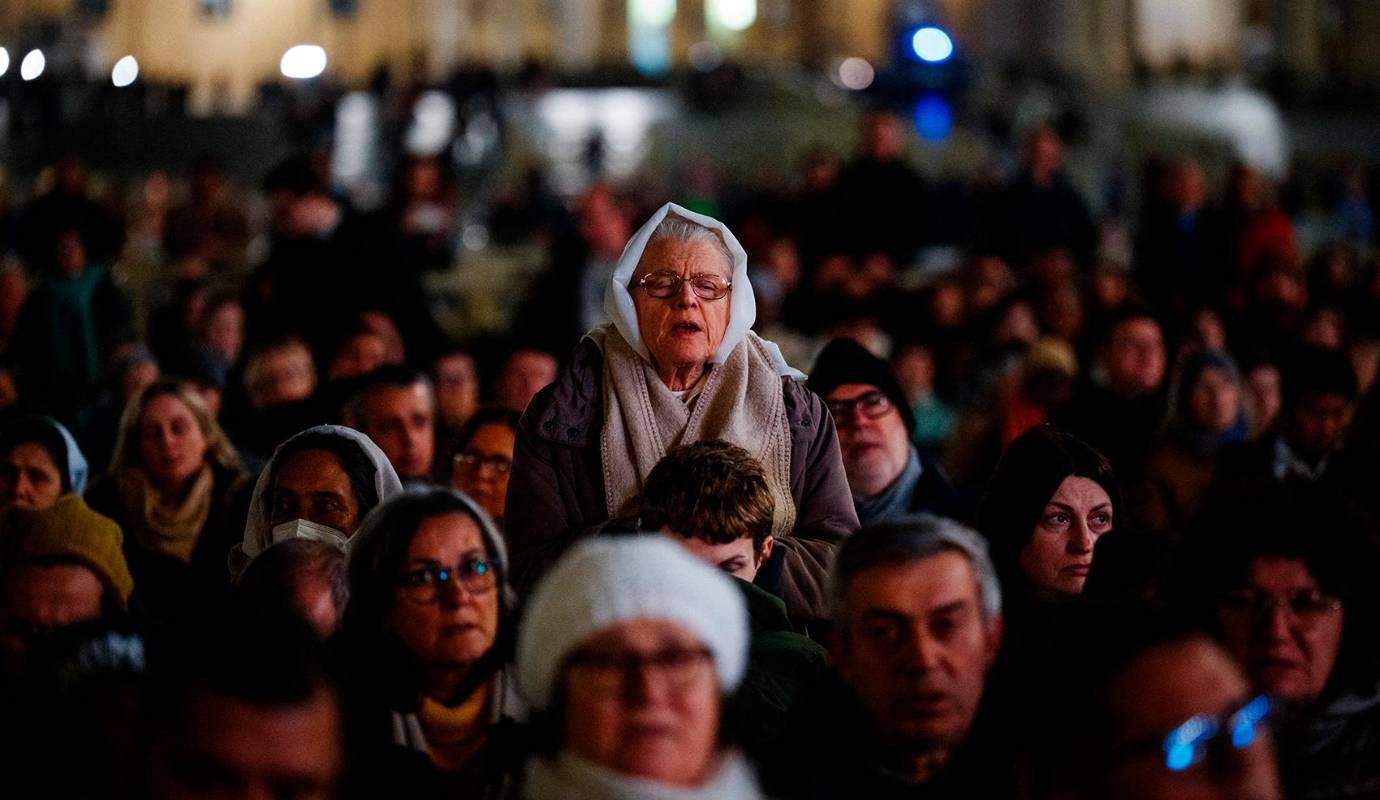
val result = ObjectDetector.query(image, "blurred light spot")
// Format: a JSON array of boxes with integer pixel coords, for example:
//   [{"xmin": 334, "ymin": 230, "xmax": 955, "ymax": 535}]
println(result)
[
  {"xmin": 280, "ymin": 44, "xmax": 327, "ymax": 79},
  {"xmin": 20, "ymin": 49, "xmax": 44, "ymax": 81},
  {"xmin": 708, "ymin": 0, "xmax": 756, "ymax": 31},
  {"xmin": 838, "ymin": 57, "xmax": 874, "ymax": 91},
  {"xmin": 688, "ymin": 41, "xmax": 723, "ymax": 72},
  {"xmin": 462, "ymin": 224, "xmax": 489, "ymax": 251},
  {"xmin": 629, "ymin": 0, "xmax": 675, "ymax": 27},
  {"xmin": 0, "ymin": 48, "xmax": 9, "ymax": 78},
  {"xmin": 913, "ymin": 94, "xmax": 953, "ymax": 141},
  {"xmin": 911, "ymin": 26, "xmax": 954, "ymax": 63},
  {"xmin": 111, "ymin": 55, "xmax": 139, "ymax": 87},
  {"xmin": 405, "ymin": 90, "xmax": 457, "ymax": 156}
]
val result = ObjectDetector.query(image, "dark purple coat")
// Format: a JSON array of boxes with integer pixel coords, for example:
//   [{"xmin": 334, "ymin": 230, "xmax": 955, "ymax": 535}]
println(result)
[{"xmin": 504, "ymin": 338, "xmax": 859, "ymax": 624}]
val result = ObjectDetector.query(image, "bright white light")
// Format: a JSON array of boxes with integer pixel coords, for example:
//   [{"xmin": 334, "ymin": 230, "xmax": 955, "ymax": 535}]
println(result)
[
  {"xmin": 838, "ymin": 57, "xmax": 875, "ymax": 90},
  {"xmin": 405, "ymin": 90, "xmax": 457, "ymax": 156},
  {"xmin": 911, "ymin": 26, "xmax": 954, "ymax": 63},
  {"xmin": 280, "ymin": 44, "xmax": 327, "ymax": 79},
  {"xmin": 708, "ymin": 0, "xmax": 756, "ymax": 31},
  {"xmin": 20, "ymin": 49, "xmax": 45, "ymax": 81},
  {"xmin": 629, "ymin": 0, "xmax": 676, "ymax": 27},
  {"xmin": 111, "ymin": 55, "xmax": 139, "ymax": 87},
  {"xmin": 0, "ymin": 48, "xmax": 9, "ymax": 78}
]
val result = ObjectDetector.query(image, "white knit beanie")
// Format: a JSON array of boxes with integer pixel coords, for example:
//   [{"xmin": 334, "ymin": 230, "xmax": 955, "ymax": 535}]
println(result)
[{"xmin": 516, "ymin": 535, "xmax": 750, "ymax": 710}]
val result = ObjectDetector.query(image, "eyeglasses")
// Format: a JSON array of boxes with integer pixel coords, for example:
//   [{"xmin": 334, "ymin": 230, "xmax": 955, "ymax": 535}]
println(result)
[
  {"xmin": 566, "ymin": 646, "xmax": 714, "ymax": 696},
  {"xmin": 1108, "ymin": 695, "xmax": 1272, "ymax": 774},
  {"xmin": 1218, "ymin": 588, "xmax": 1342, "ymax": 631},
  {"xmin": 826, "ymin": 390, "xmax": 894, "ymax": 424},
  {"xmin": 398, "ymin": 557, "xmax": 498, "ymax": 603},
  {"xmin": 635, "ymin": 271, "xmax": 732, "ymax": 301},
  {"xmin": 1162, "ymin": 695, "xmax": 1272, "ymax": 772},
  {"xmin": 453, "ymin": 452, "xmax": 512, "ymax": 475}
]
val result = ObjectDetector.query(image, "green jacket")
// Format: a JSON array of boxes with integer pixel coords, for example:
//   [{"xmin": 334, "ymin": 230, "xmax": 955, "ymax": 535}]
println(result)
[{"xmin": 729, "ymin": 578, "xmax": 829, "ymax": 752}]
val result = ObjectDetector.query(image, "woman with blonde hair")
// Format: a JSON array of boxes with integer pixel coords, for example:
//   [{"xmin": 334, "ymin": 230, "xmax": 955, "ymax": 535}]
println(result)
[{"xmin": 86, "ymin": 377, "xmax": 249, "ymax": 618}]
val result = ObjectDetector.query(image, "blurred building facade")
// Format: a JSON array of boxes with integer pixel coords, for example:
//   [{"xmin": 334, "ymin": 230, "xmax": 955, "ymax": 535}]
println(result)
[{"xmin": 0, "ymin": 0, "xmax": 1377, "ymax": 113}]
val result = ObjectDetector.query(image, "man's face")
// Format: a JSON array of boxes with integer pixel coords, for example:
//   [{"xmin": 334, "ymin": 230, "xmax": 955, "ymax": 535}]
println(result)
[
  {"xmin": 495, "ymin": 351, "xmax": 558, "ymax": 414},
  {"xmin": 833, "ymin": 552, "xmax": 1001, "ymax": 758},
  {"xmin": 826, "ymin": 383, "xmax": 912, "ymax": 499},
  {"xmin": 358, "ymin": 383, "xmax": 435, "ymax": 480},
  {"xmin": 145, "ymin": 689, "xmax": 342, "ymax": 800},
  {"xmin": 673, "ymin": 533, "xmax": 773, "ymax": 583},
  {"xmin": 1, "ymin": 563, "xmax": 105, "ymax": 677},
  {"xmin": 434, "ymin": 354, "xmax": 479, "ymax": 428},
  {"xmin": 1284, "ymin": 392, "xmax": 1351, "ymax": 462},
  {"xmin": 1103, "ymin": 318, "xmax": 1166, "ymax": 396},
  {"xmin": 1098, "ymin": 638, "xmax": 1281, "ymax": 800}
]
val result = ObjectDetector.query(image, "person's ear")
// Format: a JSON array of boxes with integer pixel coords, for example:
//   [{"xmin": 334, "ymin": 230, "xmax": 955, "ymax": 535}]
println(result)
[
  {"xmin": 755, "ymin": 534, "xmax": 775, "ymax": 567},
  {"xmin": 982, "ymin": 613, "xmax": 1004, "ymax": 673}
]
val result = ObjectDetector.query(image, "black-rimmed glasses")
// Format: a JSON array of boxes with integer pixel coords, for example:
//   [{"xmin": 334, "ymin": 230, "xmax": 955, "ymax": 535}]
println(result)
[
  {"xmin": 826, "ymin": 390, "xmax": 894, "ymax": 424},
  {"xmin": 566, "ymin": 646, "xmax": 714, "ymax": 696}
]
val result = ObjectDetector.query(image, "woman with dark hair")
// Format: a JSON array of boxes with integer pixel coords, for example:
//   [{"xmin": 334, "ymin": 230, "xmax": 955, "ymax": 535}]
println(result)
[
  {"xmin": 231, "ymin": 424, "xmax": 403, "ymax": 577},
  {"xmin": 1139, "ymin": 350, "xmax": 1249, "ymax": 536},
  {"xmin": 1189, "ymin": 478, "xmax": 1380, "ymax": 800},
  {"xmin": 976, "ymin": 424, "xmax": 1122, "ymax": 600},
  {"xmin": 448, "ymin": 407, "xmax": 520, "ymax": 527},
  {"xmin": 0, "ymin": 415, "xmax": 88, "ymax": 509},
  {"xmin": 336, "ymin": 489, "xmax": 523, "ymax": 799}
]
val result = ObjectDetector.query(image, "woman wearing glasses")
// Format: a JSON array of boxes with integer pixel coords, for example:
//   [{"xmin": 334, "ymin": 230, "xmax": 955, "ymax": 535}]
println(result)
[
  {"xmin": 515, "ymin": 535, "xmax": 764, "ymax": 799},
  {"xmin": 505, "ymin": 203, "xmax": 856, "ymax": 626},
  {"xmin": 1190, "ymin": 478, "xmax": 1380, "ymax": 800},
  {"xmin": 335, "ymin": 489, "xmax": 524, "ymax": 800},
  {"xmin": 448, "ymin": 408, "xmax": 520, "ymax": 527}
]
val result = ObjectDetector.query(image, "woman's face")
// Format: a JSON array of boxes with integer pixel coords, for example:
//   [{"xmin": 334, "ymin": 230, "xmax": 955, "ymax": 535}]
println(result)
[
  {"xmin": 562, "ymin": 618, "xmax": 720, "ymax": 787},
  {"xmin": 632, "ymin": 238, "xmax": 733, "ymax": 377},
  {"xmin": 450, "ymin": 423, "xmax": 515, "ymax": 523},
  {"xmin": 387, "ymin": 513, "xmax": 499, "ymax": 672},
  {"xmin": 0, "ymin": 442, "xmax": 63, "ymax": 509},
  {"xmin": 270, "ymin": 449, "xmax": 362, "ymax": 535},
  {"xmin": 1217, "ymin": 557, "xmax": 1344, "ymax": 706},
  {"xmin": 138, "ymin": 394, "xmax": 209, "ymax": 489},
  {"xmin": 1188, "ymin": 366, "xmax": 1241, "ymax": 434},
  {"xmin": 1019, "ymin": 476, "xmax": 1113, "ymax": 595}
]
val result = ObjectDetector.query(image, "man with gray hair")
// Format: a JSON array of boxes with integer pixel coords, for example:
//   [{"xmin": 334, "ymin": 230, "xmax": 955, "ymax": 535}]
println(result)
[{"xmin": 764, "ymin": 513, "xmax": 1007, "ymax": 798}]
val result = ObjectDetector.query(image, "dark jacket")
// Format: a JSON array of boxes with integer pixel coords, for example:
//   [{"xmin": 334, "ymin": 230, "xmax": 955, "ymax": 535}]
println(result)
[
  {"xmin": 764, "ymin": 672, "xmax": 1013, "ymax": 800},
  {"xmin": 505, "ymin": 338, "xmax": 859, "ymax": 625},
  {"xmin": 728, "ymin": 578, "xmax": 829, "ymax": 754},
  {"xmin": 85, "ymin": 462, "xmax": 248, "ymax": 622},
  {"xmin": 1280, "ymin": 687, "xmax": 1380, "ymax": 800}
]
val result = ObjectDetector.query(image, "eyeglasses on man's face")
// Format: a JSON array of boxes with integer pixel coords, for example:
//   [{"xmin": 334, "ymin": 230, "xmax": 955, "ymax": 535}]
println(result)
[
  {"xmin": 398, "ymin": 556, "xmax": 498, "ymax": 602},
  {"xmin": 635, "ymin": 271, "xmax": 732, "ymax": 301},
  {"xmin": 826, "ymin": 390, "xmax": 894, "ymax": 425},
  {"xmin": 565, "ymin": 646, "xmax": 715, "ymax": 696}
]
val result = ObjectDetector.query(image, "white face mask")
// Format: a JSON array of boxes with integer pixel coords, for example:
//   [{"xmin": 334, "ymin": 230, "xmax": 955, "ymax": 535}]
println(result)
[{"xmin": 270, "ymin": 518, "xmax": 349, "ymax": 552}]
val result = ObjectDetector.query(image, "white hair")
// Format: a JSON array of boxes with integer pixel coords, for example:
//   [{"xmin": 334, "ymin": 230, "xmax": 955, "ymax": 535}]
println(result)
[{"xmin": 641, "ymin": 213, "xmax": 734, "ymax": 275}]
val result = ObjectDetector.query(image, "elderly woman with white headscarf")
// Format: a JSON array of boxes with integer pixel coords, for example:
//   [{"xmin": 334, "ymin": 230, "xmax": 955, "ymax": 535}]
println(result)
[{"xmin": 505, "ymin": 203, "xmax": 857, "ymax": 624}]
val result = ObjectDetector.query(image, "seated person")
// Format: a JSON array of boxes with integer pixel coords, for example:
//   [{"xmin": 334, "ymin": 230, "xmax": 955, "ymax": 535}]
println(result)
[
  {"xmin": 448, "ymin": 408, "xmax": 519, "ymax": 527},
  {"xmin": 765, "ymin": 513, "xmax": 1006, "ymax": 798},
  {"xmin": 808, "ymin": 338, "xmax": 959, "ymax": 525},
  {"xmin": 640, "ymin": 440, "xmax": 827, "ymax": 746},
  {"xmin": 0, "ymin": 495, "xmax": 134, "ymax": 680},
  {"xmin": 0, "ymin": 415, "xmax": 89, "ymax": 510},
  {"xmin": 344, "ymin": 366, "xmax": 437, "ymax": 486},
  {"xmin": 236, "ymin": 538, "xmax": 347, "ymax": 639}
]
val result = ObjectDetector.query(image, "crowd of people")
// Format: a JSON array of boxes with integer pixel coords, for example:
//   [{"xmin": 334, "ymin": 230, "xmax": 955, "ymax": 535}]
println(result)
[{"xmin": 0, "ymin": 104, "xmax": 1379, "ymax": 800}]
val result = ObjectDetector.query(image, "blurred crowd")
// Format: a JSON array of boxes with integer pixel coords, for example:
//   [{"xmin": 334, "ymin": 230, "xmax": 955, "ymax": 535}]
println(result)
[{"xmin": 0, "ymin": 101, "xmax": 1379, "ymax": 800}]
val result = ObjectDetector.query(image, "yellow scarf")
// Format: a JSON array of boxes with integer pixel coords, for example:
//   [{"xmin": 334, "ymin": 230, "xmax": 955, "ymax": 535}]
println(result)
[
  {"xmin": 116, "ymin": 465, "xmax": 214, "ymax": 564},
  {"xmin": 418, "ymin": 681, "xmax": 492, "ymax": 772}
]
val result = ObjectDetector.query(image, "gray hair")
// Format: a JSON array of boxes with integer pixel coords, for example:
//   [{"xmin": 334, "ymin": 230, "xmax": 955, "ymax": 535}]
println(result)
[
  {"xmin": 832, "ymin": 513, "xmax": 1003, "ymax": 622},
  {"xmin": 640, "ymin": 213, "xmax": 735, "ymax": 276}
]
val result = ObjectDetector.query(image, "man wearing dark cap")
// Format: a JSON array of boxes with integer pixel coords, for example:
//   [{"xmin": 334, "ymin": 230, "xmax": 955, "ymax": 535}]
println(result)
[{"xmin": 809, "ymin": 338, "xmax": 958, "ymax": 525}]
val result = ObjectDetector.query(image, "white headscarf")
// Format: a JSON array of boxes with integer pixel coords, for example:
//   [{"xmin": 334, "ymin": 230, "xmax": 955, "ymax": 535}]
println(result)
[
  {"xmin": 600, "ymin": 202, "xmax": 801, "ymax": 378},
  {"xmin": 234, "ymin": 425, "xmax": 404, "ymax": 572}
]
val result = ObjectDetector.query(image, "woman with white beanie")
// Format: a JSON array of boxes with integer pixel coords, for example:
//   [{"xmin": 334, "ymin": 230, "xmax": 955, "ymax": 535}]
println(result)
[{"xmin": 516, "ymin": 535, "xmax": 767, "ymax": 800}]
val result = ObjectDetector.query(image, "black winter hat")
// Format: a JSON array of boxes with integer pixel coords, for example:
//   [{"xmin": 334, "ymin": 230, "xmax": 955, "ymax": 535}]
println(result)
[{"xmin": 807, "ymin": 338, "xmax": 916, "ymax": 434}]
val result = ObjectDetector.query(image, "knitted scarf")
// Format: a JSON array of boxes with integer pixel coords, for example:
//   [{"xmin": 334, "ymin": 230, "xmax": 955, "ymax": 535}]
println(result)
[
  {"xmin": 595, "ymin": 326, "xmax": 795, "ymax": 538},
  {"xmin": 524, "ymin": 751, "xmax": 766, "ymax": 800},
  {"xmin": 115, "ymin": 464, "xmax": 214, "ymax": 563}
]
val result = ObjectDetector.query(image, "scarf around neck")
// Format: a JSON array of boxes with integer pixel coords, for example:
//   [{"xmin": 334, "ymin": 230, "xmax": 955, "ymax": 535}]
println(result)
[
  {"xmin": 116, "ymin": 464, "xmax": 215, "ymax": 563},
  {"xmin": 524, "ymin": 751, "xmax": 765, "ymax": 800},
  {"xmin": 854, "ymin": 446, "xmax": 922, "ymax": 526},
  {"xmin": 594, "ymin": 326, "xmax": 796, "ymax": 538}
]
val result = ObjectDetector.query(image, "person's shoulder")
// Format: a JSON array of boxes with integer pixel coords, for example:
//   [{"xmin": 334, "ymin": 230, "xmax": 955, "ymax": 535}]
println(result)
[
  {"xmin": 521, "ymin": 339, "xmax": 603, "ymax": 446},
  {"xmin": 781, "ymin": 375, "xmax": 826, "ymax": 424}
]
